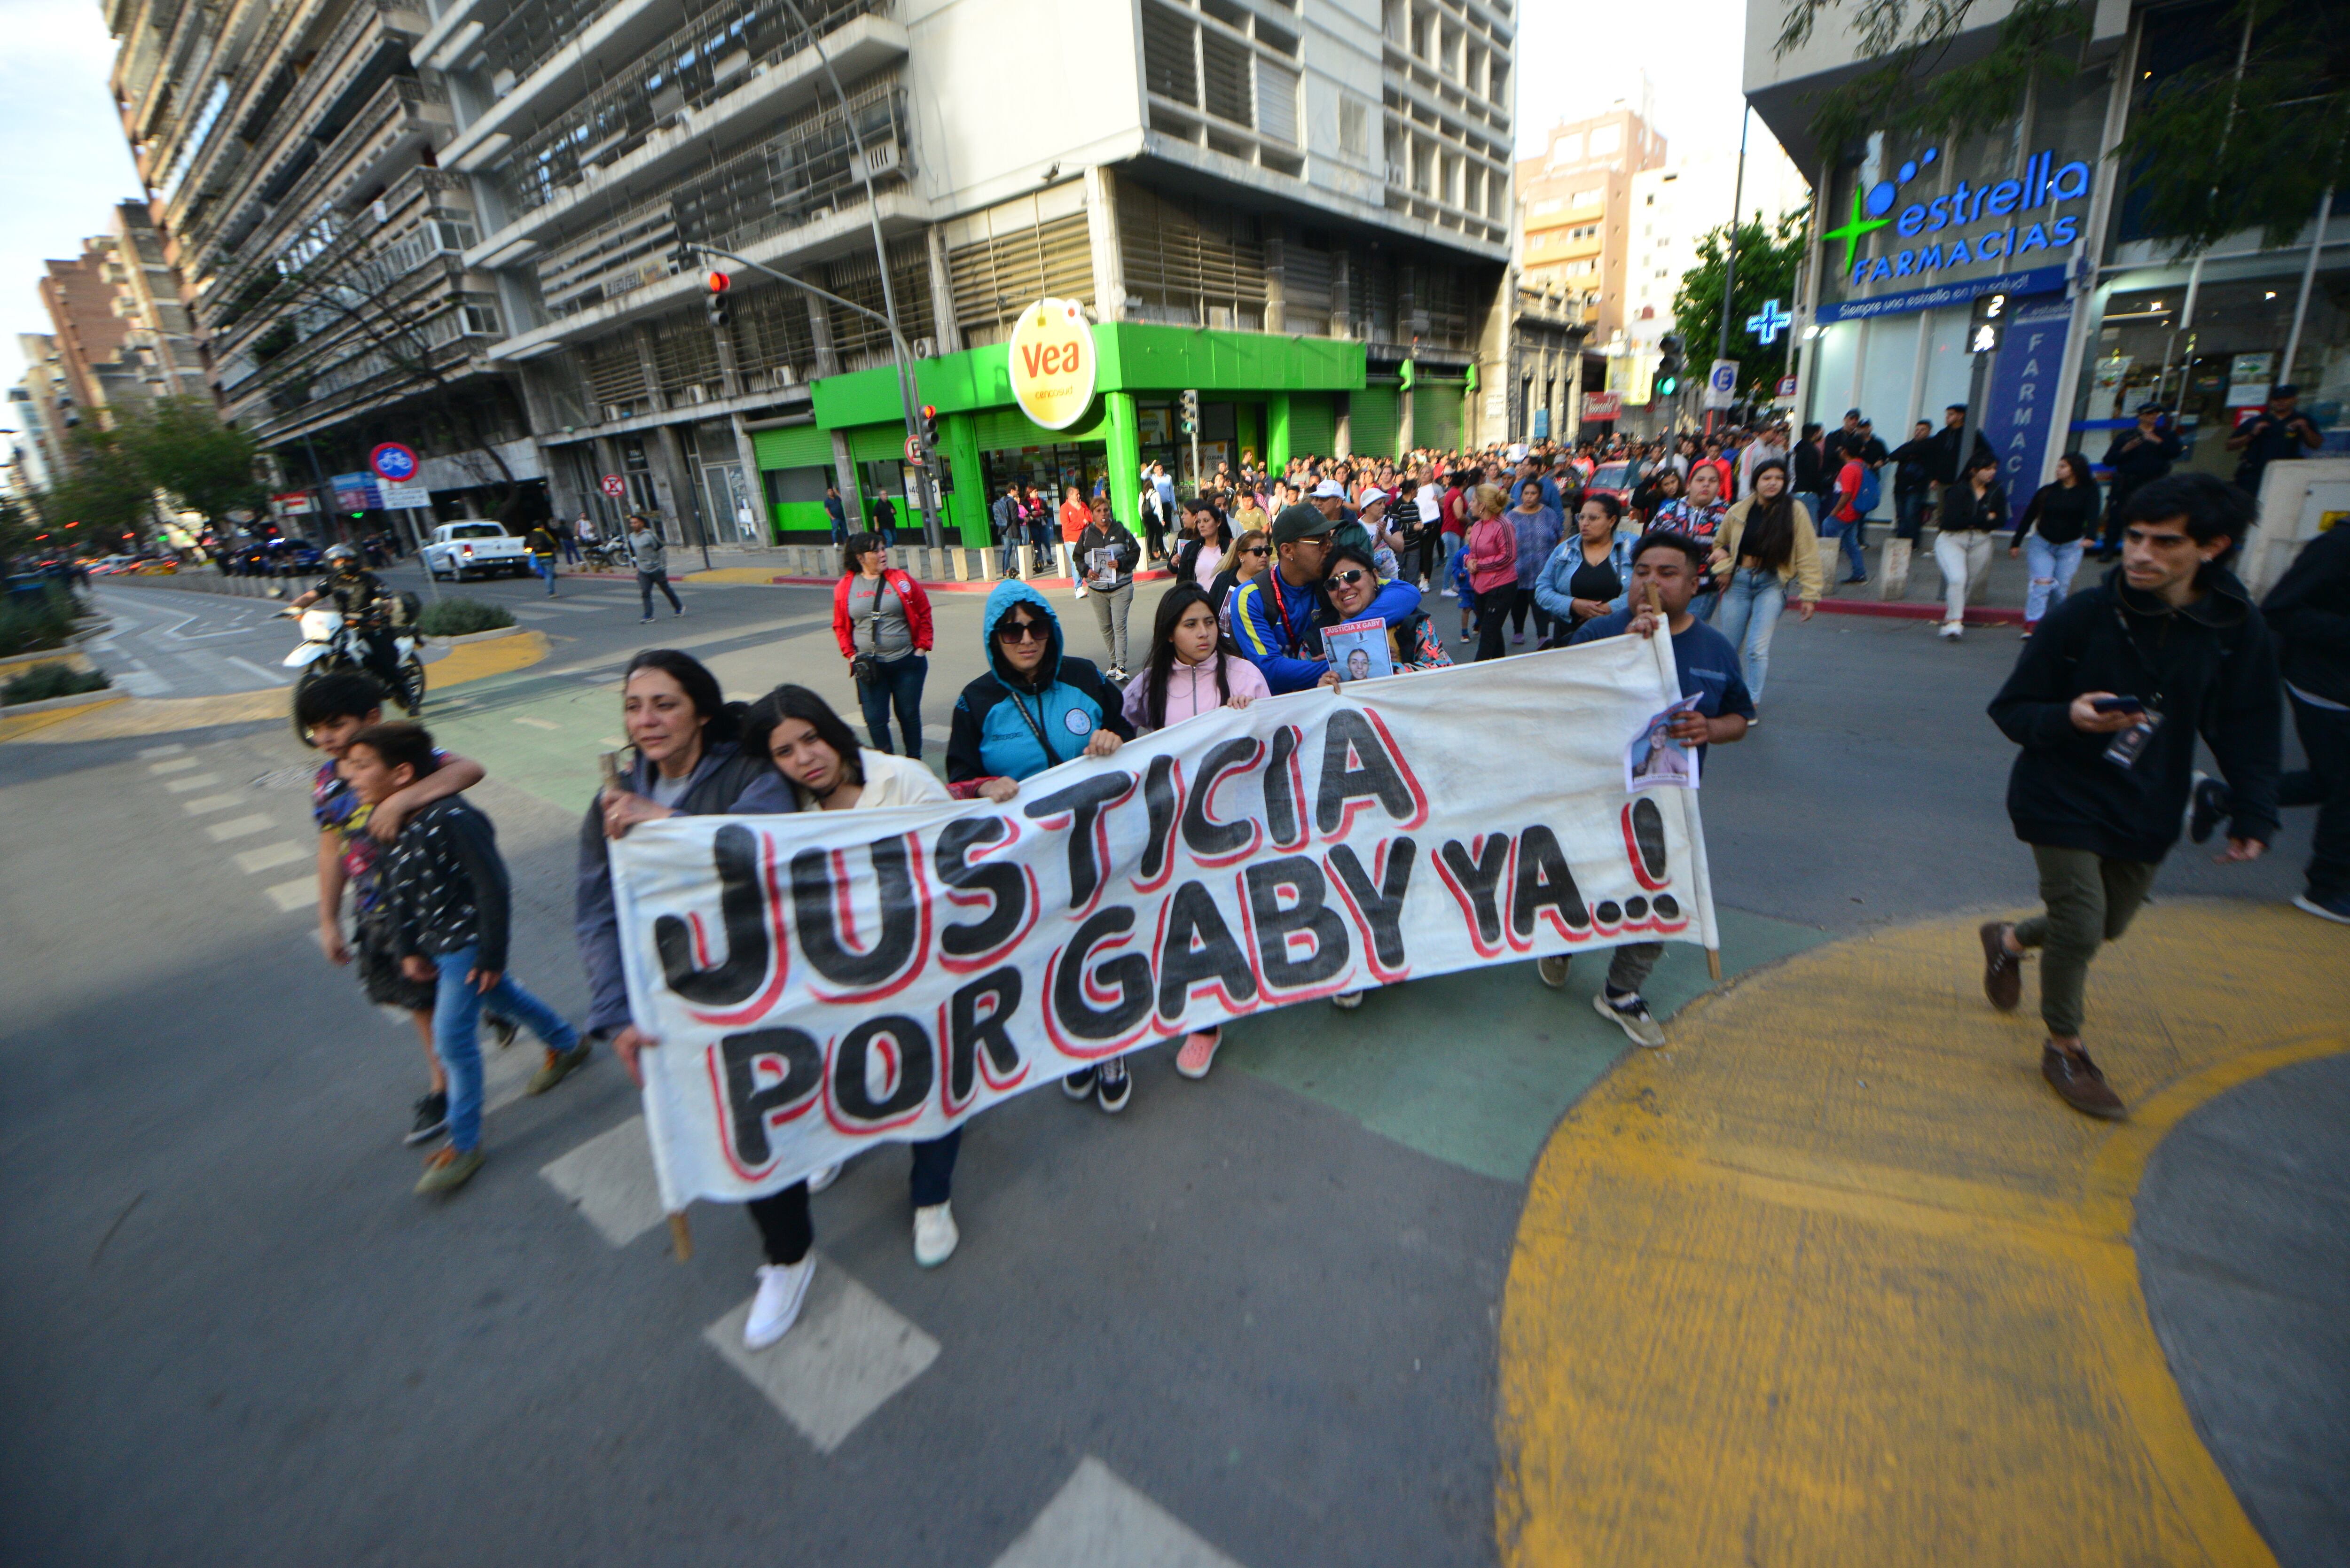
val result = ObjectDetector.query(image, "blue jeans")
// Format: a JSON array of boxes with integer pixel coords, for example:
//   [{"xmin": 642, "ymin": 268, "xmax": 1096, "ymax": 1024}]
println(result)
[
  {"xmin": 1895, "ymin": 489, "xmax": 1929, "ymax": 542},
  {"xmin": 1714, "ymin": 567, "xmax": 1787, "ymax": 702},
  {"xmin": 2021, "ymin": 533, "xmax": 2084, "ymax": 624},
  {"xmin": 532, "ymin": 554, "xmax": 556, "ymax": 594},
  {"xmin": 1824, "ymin": 512, "xmax": 1868, "ymax": 579},
  {"xmin": 857, "ymin": 653, "xmax": 927, "ymax": 757},
  {"xmin": 430, "ymin": 948, "xmax": 577, "ymax": 1153},
  {"xmin": 998, "ymin": 531, "xmax": 1020, "ymax": 576}
]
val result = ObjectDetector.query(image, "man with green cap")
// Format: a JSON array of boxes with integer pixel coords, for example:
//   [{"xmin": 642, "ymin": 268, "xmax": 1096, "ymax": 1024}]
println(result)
[{"xmin": 1232, "ymin": 503, "xmax": 1425, "ymax": 694}]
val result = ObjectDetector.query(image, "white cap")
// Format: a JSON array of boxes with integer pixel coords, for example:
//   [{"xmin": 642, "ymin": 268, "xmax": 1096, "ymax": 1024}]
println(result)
[
  {"xmin": 1311, "ymin": 479, "xmax": 1347, "ymax": 499},
  {"xmin": 1355, "ymin": 486, "xmax": 1388, "ymax": 510}
]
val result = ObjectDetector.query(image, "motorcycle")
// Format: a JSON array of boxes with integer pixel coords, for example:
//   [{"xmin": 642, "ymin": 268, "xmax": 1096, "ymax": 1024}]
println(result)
[
  {"xmin": 580, "ymin": 537, "xmax": 633, "ymax": 572},
  {"xmin": 283, "ymin": 606, "xmax": 425, "ymax": 741}
]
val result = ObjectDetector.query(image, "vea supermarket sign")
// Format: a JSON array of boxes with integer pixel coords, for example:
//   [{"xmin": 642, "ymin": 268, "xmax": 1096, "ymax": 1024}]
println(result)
[{"xmin": 1825, "ymin": 145, "xmax": 2092, "ymax": 294}]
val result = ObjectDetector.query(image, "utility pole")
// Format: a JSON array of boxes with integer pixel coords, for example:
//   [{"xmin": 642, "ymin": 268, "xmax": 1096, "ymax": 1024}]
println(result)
[
  {"xmin": 774, "ymin": 0, "xmax": 940, "ymax": 549},
  {"xmin": 1710, "ymin": 107, "xmax": 1752, "ymax": 437}
]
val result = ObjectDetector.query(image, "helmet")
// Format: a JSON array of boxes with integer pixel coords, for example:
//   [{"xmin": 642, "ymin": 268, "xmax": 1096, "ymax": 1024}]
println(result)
[{"xmin": 324, "ymin": 544, "xmax": 360, "ymax": 567}]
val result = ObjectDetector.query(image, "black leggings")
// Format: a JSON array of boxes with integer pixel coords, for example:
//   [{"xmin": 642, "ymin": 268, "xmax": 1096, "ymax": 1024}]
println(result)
[
  {"xmin": 1506, "ymin": 585, "xmax": 1552, "ymax": 643},
  {"xmin": 748, "ymin": 1182, "xmax": 812, "ymax": 1266}
]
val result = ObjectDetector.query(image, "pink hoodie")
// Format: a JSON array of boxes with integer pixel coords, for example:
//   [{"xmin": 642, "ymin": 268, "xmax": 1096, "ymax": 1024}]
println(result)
[{"xmin": 1120, "ymin": 651, "xmax": 1272, "ymax": 733}]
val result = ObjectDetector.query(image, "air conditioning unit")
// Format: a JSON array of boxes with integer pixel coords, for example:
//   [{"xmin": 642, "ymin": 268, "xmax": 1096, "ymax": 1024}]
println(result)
[
  {"xmin": 685, "ymin": 384, "xmax": 709, "ymax": 403},
  {"xmin": 909, "ymin": 336, "xmax": 935, "ymax": 359},
  {"xmin": 849, "ymin": 140, "xmax": 901, "ymax": 181}
]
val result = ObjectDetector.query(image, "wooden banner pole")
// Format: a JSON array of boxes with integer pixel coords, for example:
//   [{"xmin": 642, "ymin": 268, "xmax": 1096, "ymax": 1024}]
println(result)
[{"xmin": 667, "ymin": 1211, "xmax": 693, "ymax": 1263}]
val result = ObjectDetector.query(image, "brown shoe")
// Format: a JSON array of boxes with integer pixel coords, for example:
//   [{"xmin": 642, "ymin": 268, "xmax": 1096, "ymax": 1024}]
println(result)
[
  {"xmin": 1980, "ymin": 921, "xmax": 2022, "ymax": 1012},
  {"xmin": 2041, "ymin": 1043, "xmax": 2126, "ymax": 1119}
]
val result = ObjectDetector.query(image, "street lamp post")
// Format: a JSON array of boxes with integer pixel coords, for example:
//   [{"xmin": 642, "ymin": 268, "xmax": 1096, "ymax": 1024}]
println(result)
[{"xmin": 772, "ymin": 0, "xmax": 942, "ymax": 549}]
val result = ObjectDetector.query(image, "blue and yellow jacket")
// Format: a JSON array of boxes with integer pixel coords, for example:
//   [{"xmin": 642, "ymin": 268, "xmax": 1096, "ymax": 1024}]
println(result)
[
  {"xmin": 946, "ymin": 579, "xmax": 1135, "ymax": 790},
  {"xmin": 1231, "ymin": 569, "xmax": 1426, "ymax": 694}
]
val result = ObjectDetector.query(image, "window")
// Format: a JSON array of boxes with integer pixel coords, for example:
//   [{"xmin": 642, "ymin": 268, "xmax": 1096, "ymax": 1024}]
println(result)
[
  {"xmin": 1588, "ymin": 124, "xmax": 1621, "ymax": 156},
  {"xmin": 1572, "ymin": 187, "xmax": 1601, "ymax": 208},
  {"xmin": 1530, "ymin": 198, "xmax": 1562, "ymax": 215},
  {"xmin": 1548, "ymin": 133, "xmax": 1582, "ymax": 167},
  {"xmin": 1340, "ymin": 96, "xmax": 1369, "ymax": 157}
]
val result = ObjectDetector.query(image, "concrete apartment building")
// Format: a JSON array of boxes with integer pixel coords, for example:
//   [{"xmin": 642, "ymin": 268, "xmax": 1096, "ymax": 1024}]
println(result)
[
  {"xmin": 437, "ymin": 0, "xmax": 1518, "ymax": 543},
  {"xmin": 104, "ymin": 0, "xmax": 1519, "ymax": 547},
  {"xmin": 8, "ymin": 337, "xmax": 76, "ymax": 493},
  {"xmin": 38, "ymin": 242, "xmax": 146, "ymax": 431},
  {"xmin": 1510, "ymin": 98, "xmax": 1663, "ymax": 444}
]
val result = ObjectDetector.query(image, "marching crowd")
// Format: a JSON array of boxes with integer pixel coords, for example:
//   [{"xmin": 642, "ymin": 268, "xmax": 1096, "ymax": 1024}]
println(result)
[{"xmin": 295, "ymin": 392, "xmax": 2345, "ymax": 1355}]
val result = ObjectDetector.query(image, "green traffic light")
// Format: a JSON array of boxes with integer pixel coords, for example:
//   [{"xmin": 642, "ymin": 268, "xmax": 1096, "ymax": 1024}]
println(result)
[{"xmin": 1655, "ymin": 374, "xmax": 1679, "ymax": 396}]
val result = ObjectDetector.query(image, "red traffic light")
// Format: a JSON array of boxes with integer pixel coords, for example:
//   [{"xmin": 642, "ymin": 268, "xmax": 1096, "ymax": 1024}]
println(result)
[
  {"xmin": 705, "ymin": 270, "xmax": 731, "ymax": 293},
  {"xmin": 920, "ymin": 405, "xmax": 936, "ymax": 419}
]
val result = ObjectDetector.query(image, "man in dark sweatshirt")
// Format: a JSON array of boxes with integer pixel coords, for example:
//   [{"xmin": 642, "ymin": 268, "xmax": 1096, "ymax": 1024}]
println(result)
[
  {"xmin": 1977, "ymin": 473, "xmax": 2280, "ymax": 1119},
  {"xmin": 2260, "ymin": 523, "xmax": 2350, "ymax": 921},
  {"xmin": 345, "ymin": 722, "xmax": 587, "ymax": 1194},
  {"xmin": 2094, "ymin": 403, "xmax": 2183, "ymax": 559}
]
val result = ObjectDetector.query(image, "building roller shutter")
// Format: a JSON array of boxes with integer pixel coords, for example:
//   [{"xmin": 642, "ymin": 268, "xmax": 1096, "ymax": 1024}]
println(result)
[
  {"xmin": 1349, "ymin": 385, "xmax": 1397, "ymax": 460},
  {"xmin": 753, "ymin": 424, "xmax": 831, "ymax": 471}
]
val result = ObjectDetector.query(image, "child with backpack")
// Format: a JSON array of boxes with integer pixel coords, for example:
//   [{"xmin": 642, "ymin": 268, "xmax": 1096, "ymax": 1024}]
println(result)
[{"xmin": 339, "ymin": 721, "xmax": 588, "ymax": 1195}]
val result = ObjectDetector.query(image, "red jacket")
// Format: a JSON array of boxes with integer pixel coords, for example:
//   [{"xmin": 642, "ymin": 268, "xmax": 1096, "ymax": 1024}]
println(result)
[{"xmin": 831, "ymin": 568, "xmax": 933, "ymax": 660}]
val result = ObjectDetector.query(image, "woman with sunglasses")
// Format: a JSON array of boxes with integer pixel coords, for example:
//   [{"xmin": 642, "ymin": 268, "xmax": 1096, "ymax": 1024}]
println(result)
[
  {"xmin": 1212, "ymin": 527, "xmax": 1269, "ymax": 629},
  {"xmin": 946, "ymin": 581, "xmax": 1137, "ymax": 1111},
  {"xmin": 722, "ymin": 684, "xmax": 965, "ymax": 1338},
  {"xmin": 1316, "ymin": 542, "xmax": 1452, "ymax": 678}
]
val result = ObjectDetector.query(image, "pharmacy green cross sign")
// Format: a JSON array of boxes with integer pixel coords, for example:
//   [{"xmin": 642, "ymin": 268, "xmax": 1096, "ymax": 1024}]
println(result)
[{"xmin": 1822, "ymin": 186, "xmax": 1890, "ymax": 273}]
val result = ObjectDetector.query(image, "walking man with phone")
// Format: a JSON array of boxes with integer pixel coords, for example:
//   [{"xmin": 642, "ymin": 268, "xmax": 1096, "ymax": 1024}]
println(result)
[{"xmin": 1975, "ymin": 474, "xmax": 2279, "ymax": 1119}]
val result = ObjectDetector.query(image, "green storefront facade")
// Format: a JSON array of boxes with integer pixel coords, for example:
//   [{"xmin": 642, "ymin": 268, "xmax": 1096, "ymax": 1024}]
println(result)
[{"xmin": 752, "ymin": 322, "xmax": 1468, "ymax": 545}]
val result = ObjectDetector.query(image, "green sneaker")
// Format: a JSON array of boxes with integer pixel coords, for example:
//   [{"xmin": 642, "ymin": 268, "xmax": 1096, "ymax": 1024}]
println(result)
[
  {"xmin": 526, "ymin": 1040, "xmax": 592, "ymax": 1096},
  {"xmin": 415, "ymin": 1144, "xmax": 485, "ymax": 1196}
]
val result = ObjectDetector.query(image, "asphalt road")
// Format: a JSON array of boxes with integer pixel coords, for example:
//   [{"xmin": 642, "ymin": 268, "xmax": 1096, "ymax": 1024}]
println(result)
[{"xmin": 2, "ymin": 562, "xmax": 2337, "ymax": 1566}]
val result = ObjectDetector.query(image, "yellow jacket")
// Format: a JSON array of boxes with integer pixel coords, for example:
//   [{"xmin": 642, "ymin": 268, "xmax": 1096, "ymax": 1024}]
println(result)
[{"xmin": 1714, "ymin": 496, "xmax": 1823, "ymax": 605}]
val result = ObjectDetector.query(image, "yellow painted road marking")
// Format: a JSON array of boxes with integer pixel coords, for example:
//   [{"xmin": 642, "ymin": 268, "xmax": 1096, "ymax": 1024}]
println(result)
[
  {"xmin": 1496, "ymin": 902, "xmax": 2343, "ymax": 1568},
  {"xmin": 4, "ymin": 632, "xmax": 550, "ymax": 743}
]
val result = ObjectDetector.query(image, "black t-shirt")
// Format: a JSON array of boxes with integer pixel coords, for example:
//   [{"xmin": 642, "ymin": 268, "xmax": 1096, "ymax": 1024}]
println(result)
[
  {"xmin": 2233, "ymin": 411, "xmax": 2317, "ymax": 489},
  {"xmin": 2018, "ymin": 481, "xmax": 2100, "ymax": 546},
  {"xmin": 1566, "ymin": 549, "xmax": 1622, "ymax": 627}
]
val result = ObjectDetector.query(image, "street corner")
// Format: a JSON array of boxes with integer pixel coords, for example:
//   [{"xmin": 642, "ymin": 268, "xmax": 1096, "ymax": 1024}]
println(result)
[
  {"xmin": 423, "ymin": 627, "xmax": 552, "ymax": 685},
  {"xmin": 1495, "ymin": 899, "xmax": 2344, "ymax": 1568}
]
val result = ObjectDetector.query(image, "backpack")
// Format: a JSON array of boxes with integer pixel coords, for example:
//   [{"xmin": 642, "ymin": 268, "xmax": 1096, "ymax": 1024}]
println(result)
[{"xmin": 1855, "ymin": 465, "xmax": 1882, "ymax": 516}]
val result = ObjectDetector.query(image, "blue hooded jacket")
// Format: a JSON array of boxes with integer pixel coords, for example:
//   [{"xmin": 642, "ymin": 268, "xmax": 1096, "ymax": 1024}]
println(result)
[
  {"xmin": 1232, "ymin": 566, "xmax": 1427, "ymax": 694},
  {"xmin": 947, "ymin": 579, "xmax": 1134, "ymax": 787}
]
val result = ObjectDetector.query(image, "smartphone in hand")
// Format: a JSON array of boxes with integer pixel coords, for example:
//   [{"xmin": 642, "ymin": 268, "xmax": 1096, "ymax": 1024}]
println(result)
[{"xmin": 2091, "ymin": 695, "xmax": 2146, "ymax": 716}]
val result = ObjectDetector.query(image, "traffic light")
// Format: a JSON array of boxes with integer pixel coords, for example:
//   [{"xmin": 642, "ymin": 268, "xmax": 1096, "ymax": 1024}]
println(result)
[
  {"xmin": 704, "ymin": 269, "xmax": 731, "ymax": 330},
  {"xmin": 919, "ymin": 404, "xmax": 940, "ymax": 447},
  {"xmin": 1178, "ymin": 389, "xmax": 1199, "ymax": 435},
  {"xmin": 1968, "ymin": 291, "xmax": 2007, "ymax": 354},
  {"xmin": 1654, "ymin": 334, "xmax": 1685, "ymax": 398}
]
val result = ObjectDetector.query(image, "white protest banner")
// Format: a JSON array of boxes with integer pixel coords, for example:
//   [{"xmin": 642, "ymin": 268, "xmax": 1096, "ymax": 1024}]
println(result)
[{"xmin": 610, "ymin": 633, "xmax": 1717, "ymax": 1211}]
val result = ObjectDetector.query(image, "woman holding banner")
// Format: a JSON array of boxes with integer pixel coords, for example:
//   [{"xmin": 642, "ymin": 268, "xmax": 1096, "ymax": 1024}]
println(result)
[
  {"xmin": 1120, "ymin": 586, "xmax": 1269, "ymax": 1079},
  {"xmin": 946, "ymin": 580, "xmax": 1135, "ymax": 1108},
  {"xmin": 573, "ymin": 652, "xmax": 835, "ymax": 1354}
]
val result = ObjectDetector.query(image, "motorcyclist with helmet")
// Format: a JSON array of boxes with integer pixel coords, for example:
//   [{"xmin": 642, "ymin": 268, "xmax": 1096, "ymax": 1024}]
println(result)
[{"xmin": 292, "ymin": 544, "xmax": 413, "ymax": 710}]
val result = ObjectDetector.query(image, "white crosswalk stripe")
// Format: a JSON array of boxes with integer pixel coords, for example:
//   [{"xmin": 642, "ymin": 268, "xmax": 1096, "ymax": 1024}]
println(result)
[
  {"xmin": 234, "ymin": 842, "xmax": 307, "ymax": 874},
  {"xmin": 205, "ymin": 813, "xmax": 277, "ymax": 842},
  {"xmin": 703, "ymin": 1262, "xmax": 940, "ymax": 1454},
  {"xmin": 264, "ymin": 878, "xmax": 315, "ymax": 912},
  {"xmin": 513, "ymin": 715, "xmax": 560, "ymax": 731},
  {"xmin": 138, "ymin": 743, "xmax": 187, "ymax": 758},
  {"xmin": 538, "ymin": 1116, "xmax": 665, "ymax": 1246},
  {"xmin": 533, "ymin": 600, "xmax": 607, "ymax": 614},
  {"xmin": 148, "ymin": 756, "xmax": 200, "ymax": 774},
  {"xmin": 989, "ymin": 1458, "xmax": 1246, "ymax": 1568},
  {"xmin": 163, "ymin": 772, "xmax": 224, "ymax": 793},
  {"xmin": 506, "ymin": 608, "xmax": 555, "ymax": 621},
  {"xmin": 181, "ymin": 794, "xmax": 245, "ymax": 815}
]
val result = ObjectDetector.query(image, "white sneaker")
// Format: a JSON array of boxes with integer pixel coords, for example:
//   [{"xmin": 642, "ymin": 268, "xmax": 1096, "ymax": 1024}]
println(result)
[
  {"xmin": 806, "ymin": 1162, "xmax": 841, "ymax": 1194},
  {"xmin": 1536, "ymin": 954, "xmax": 1570, "ymax": 990},
  {"xmin": 913, "ymin": 1201, "xmax": 958, "ymax": 1267},
  {"xmin": 744, "ymin": 1257, "xmax": 815, "ymax": 1350},
  {"xmin": 1937, "ymin": 621, "xmax": 1963, "ymax": 640},
  {"xmin": 1330, "ymin": 989, "xmax": 1365, "ymax": 1010},
  {"xmin": 1440, "ymin": 587, "xmax": 1458, "ymax": 598}
]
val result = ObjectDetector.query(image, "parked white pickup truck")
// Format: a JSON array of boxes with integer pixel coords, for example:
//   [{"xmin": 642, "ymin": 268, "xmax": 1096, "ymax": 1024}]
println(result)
[{"xmin": 422, "ymin": 522, "xmax": 533, "ymax": 580}]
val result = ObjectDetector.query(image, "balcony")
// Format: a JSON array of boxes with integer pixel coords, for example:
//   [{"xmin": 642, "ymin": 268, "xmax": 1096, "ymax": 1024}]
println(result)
[
  {"xmin": 479, "ymin": 0, "xmax": 893, "ymax": 218},
  {"xmin": 532, "ymin": 80, "xmax": 910, "ymax": 318},
  {"xmin": 218, "ymin": 75, "xmax": 452, "ymax": 275}
]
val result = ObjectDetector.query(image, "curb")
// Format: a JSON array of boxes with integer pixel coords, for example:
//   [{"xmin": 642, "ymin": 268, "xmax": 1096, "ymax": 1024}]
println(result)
[
  {"xmin": 1812, "ymin": 596, "xmax": 2025, "ymax": 626},
  {"xmin": 431, "ymin": 624, "xmax": 529, "ymax": 646},
  {"xmin": 0, "ymin": 687, "xmax": 124, "ymax": 718}
]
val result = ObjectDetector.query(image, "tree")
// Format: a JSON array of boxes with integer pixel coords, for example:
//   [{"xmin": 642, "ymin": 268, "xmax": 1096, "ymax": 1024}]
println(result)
[
  {"xmin": 119, "ymin": 397, "xmax": 266, "ymax": 530},
  {"xmin": 1671, "ymin": 208, "xmax": 1810, "ymax": 400},
  {"xmin": 39, "ymin": 429, "xmax": 154, "ymax": 555},
  {"xmin": 1777, "ymin": 0, "xmax": 2350, "ymax": 253}
]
